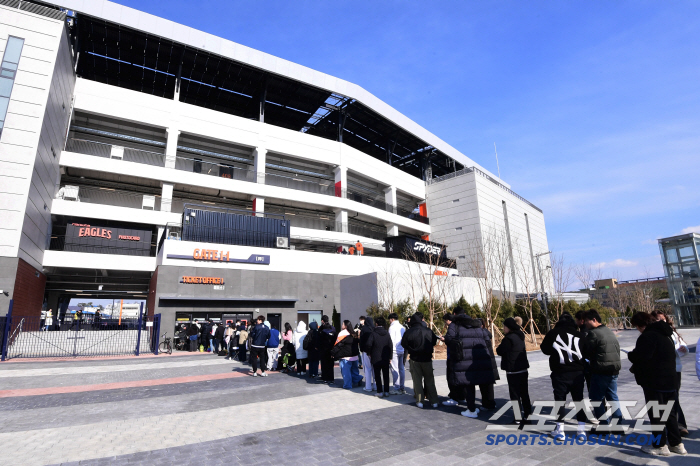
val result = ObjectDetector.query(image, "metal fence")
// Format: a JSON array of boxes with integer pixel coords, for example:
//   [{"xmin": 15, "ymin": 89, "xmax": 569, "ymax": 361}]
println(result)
[
  {"xmin": 65, "ymin": 138, "xmax": 166, "ymax": 167},
  {"xmin": 174, "ymin": 155, "xmax": 259, "ymax": 182},
  {"xmin": 1, "ymin": 302, "xmax": 162, "ymax": 360}
]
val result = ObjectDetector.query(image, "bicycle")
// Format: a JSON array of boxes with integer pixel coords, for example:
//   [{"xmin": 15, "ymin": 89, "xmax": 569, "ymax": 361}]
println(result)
[{"xmin": 158, "ymin": 332, "xmax": 173, "ymax": 354}]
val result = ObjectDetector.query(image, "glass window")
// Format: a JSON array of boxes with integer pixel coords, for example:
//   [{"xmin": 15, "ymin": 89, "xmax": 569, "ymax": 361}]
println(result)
[
  {"xmin": 0, "ymin": 36, "xmax": 24, "ymax": 139},
  {"xmin": 666, "ymin": 248, "xmax": 679, "ymax": 263},
  {"xmin": 679, "ymin": 245, "xmax": 695, "ymax": 259}
]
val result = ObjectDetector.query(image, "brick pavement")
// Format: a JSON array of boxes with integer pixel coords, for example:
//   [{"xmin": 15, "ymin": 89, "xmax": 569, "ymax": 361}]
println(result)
[{"xmin": 0, "ymin": 329, "xmax": 696, "ymax": 465}]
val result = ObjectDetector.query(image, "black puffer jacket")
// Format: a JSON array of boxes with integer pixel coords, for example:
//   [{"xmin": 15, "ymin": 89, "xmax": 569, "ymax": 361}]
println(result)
[
  {"xmin": 444, "ymin": 315, "xmax": 495, "ymax": 386},
  {"xmin": 584, "ymin": 324, "xmax": 621, "ymax": 375},
  {"xmin": 359, "ymin": 317, "xmax": 374, "ymax": 353},
  {"xmin": 331, "ymin": 331, "xmax": 359, "ymax": 360},
  {"xmin": 496, "ymin": 329, "xmax": 529, "ymax": 373},
  {"xmin": 319, "ymin": 323, "xmax": 337, "ymax": 357},
  {"xmin": 400, "ymin": 315, "xmax": 438, "ymax": 363},
  {"xmin": 541, "ymin": 313, "xmax": 586, "ymax": 373},
  {"xmin": 628, "ymin": 320, "xmax": 676, "ymax": 391},
  {"xmin": 365, "ymin": 326, "xmax": 393, "ymax": 366}
]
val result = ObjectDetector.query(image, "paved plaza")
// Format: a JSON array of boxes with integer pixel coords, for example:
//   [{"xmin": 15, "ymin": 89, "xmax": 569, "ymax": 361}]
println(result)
[{"xmin": 0, "ymin": 329, "xmax": 698, "ymax": 466}]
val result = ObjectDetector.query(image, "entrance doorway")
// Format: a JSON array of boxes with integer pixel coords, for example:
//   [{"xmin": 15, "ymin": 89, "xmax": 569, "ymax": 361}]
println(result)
[
  {"xmin": 267, "ymin": 313, "xmax": 281, "ymax": 331},
  {"xmin": 297, "ymin": 311, "xmax": 322, "ymax": 327}
]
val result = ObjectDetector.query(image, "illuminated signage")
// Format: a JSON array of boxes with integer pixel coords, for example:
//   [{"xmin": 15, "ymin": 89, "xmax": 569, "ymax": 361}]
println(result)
[
  {"xmin": 193, "ymin": 249, "xmax": 230, "ymax": 261},
  {"xmin": 413, "ymin": 242, "xmax": 442, "ymax": 255},
  {"xmin": 64, "ymin": 223, "xmax": 152, "ymax": 257},
  {"xmin": 167, "ymin": 250, "xmax": 270, "ymax": 265},
  {"xmin": 79, "ymin": 226, "xmax": 112, "ymax": 239},
  {"xmin": 181, "ymin": 276, "xmax": 225, "ymax": 284}
]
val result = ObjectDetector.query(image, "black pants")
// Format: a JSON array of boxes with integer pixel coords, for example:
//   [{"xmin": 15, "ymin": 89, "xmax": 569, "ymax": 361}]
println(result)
[
  {"xmin": 507, "ymin": 372, "xmax": 532, "ymax": 418},
  {"xmin": 250, "ymin": 346, "xmax": 266, "ymax": 372},
  {"xmin": 373, "ymin": 363, "xmax": 390, "ymax": 393},
  {"xmin": 321, "ymin": 355, "xmax": 335, "ymax": 382},
  {"xmin": 189, "ymin": 337, "xmax": 198, "ymax": 352},
  {"xmin": 296, "ymin": 358, "xmax": 307, "ymax": 373},
  {"xmin": 446, "ymin": 362, "xmax": 460, "ymax": 400},
  {"xmin": 642, "ymin": 387, "xmax": 681, "ymax": 448},
  {"xmin": 239, "ymin": 344, "xmax": 247, "ymax": 362},
  {"xmin": 551, "ymin": 371, "xmax": 587, "ymax": 422},
  {"xmin": 675, "ymin": 372, "xmax": 687, "ymax": 429}
]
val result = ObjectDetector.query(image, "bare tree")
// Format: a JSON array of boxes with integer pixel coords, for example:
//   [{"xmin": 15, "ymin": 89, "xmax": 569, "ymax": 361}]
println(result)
[
  {"xmin": 574, "ymin": 262, "xmax": 603, "ymax": 291},
  {"xmin": 548, "ymin": 253, "xmax": 575, "ymax": 322},
  {"xmin": 513, "ymin": 239, "xmax": 539, "ymax": 344}
]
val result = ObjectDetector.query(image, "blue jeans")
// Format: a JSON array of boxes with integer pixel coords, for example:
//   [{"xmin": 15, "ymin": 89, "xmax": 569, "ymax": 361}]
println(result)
[
  {"xmin": 308, "ymin": 357, "xmax": 319, "ymax": 377},
  {"xmin": 590, "ymin": 373, "xmax": 622, "ymax": 422},
  {"xmin": 210, "ymin": 338, "xmax": 216, "ymax": 352},
  {"xmin": 339, "ymin": 359, "xmax": 363, "ymax": 389}
]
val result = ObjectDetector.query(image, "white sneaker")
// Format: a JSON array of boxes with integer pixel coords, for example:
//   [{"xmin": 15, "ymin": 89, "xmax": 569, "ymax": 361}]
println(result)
[
  {"xmin": 261, "ymin": 372, "xmax": 268, "ymax": 377},
  {"xmin": 549, "ymin": 428, "xmax": 564, "ymax": 441},
  {"xmin": 577, "ymin": 423, "xmax": 587, "ymax": 438},
  {"xmin": 300, "ymin": 372, "xmax": 306, "ymax": 376},
  {"xmin": 442, "ymin": 399, "xmax": 458, "ymax": 406},
  {"xmin": 363, "ymin": 388, "xmax": 373, "ymax": 392},
  {"xmin": 375, "ymin": 392, "xmax": 384, "ymax": 398},
  {"xmin": 461, "ymin": 408, "xmax": 479, "ymax": 418},
  {"xmin": 252, "ymin": 372, "xmax": 258, "ymax": 377},
  {"xmin": 641, "ymin": 445, "xmax": 671, "ymax": 456},
  {"xmin": 669, "ymin": 443, "xmax": 687, "ymax": 455},
  {"xmin": 389, "ymin": 389, "xmax": 400, "ymax": 395},
  {"xmin": 416, "ymin": 402, "xmax": 424, "ymax": 408},
  {"xmin": 384, "ymin": 392, "xmax": 390, "ymax": 397}
]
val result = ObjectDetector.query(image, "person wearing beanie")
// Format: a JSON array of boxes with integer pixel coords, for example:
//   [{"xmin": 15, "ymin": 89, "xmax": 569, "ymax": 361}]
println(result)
[
  {"xmin": 541, "ymin": 311, "xmax": 588, "ymax": 439},
  {"xmin": 497, "ymin": 317, "xmax": 531, "ymax": 425}
]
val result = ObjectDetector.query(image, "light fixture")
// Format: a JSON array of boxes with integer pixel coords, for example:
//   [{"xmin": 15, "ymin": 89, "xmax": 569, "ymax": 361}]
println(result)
[{"xmin": 202, "ymin": 201, "xmax": 215, "ymax": 205}]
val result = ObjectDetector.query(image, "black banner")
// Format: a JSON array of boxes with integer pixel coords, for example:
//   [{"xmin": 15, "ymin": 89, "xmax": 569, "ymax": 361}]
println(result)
[{"xmin": 64, "ymin": 223, "xmax": 152, "ymax": 256}]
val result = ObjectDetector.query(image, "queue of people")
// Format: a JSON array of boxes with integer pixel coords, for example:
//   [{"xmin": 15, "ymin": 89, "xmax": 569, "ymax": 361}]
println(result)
[{"xmin": 175, "ymin": 307, "xmax": 694, "ymax": 457}]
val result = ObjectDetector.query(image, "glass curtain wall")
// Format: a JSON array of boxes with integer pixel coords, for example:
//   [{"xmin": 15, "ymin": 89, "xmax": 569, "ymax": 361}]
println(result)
[{"xmin": 660, "ymin": 234, "xmax": 700, "ymax": 326}]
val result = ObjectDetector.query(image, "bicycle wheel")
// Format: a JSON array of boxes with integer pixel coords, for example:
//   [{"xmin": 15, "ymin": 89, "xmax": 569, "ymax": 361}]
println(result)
[{"xmin": 159, "ymin": 341, "xmax": 172, "ymax": 354}]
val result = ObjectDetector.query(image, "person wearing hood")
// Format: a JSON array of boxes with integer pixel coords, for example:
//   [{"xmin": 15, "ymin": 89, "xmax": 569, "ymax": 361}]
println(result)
[
  {"xmin": 249, "ymin": 316, "xmax": 270, "ymax": 376},
  {"xmin": 186, "ymin": 322, "xmax": 199, "ymax": 352},
  {"xmin": 306, "ymin": 321, "xmax": 321, "ymax": 378},
  {"xmin": 332, "ymin": 320, "xmax": 363, "ymax": 389},
  {"xmin": 444, "ymin": 309, "xmax": 495, "ymax": 418},
  {"xmin": 319, "ymin": 315, "xmax": 337, "ymax": 383},
  {"xmin": 540, "ymin": 311, "xmax": 588, "ymax": 439},
  {"xmin": 582, "ymin": 310, "xmax": 622, "ymax": 429},
  {"xmin": 497, "ymin": 317, "xmax": 531, "ymax": 424},
  {"xmin": 359, "ymin": 316, "xmax": 376, "ymax": 392},
  {"xmin": 628, "ymin": 312, "xmax": 685, "ymax": 456},
  {"xmin": 388, "ymin": 313, "xmax": 407, "ymax": 395},
  {"xmin": 293, "ymin": 321, "xmax": 309, "ymax": 375},
  {"xmin": 366, "ymin": 316, "xmax": 393, "ymax": 397},
  {"xmin": 401, "ymin": 312, "xmax": 439, "ymax": 408},
  {"xmin": 266, "ymin": 321, "xmax": 281, "ymax": 371}
]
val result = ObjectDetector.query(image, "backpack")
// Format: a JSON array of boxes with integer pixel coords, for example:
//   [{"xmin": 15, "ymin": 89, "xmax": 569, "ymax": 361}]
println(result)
[{"xmin": 303, "ymin": 330, "xmax": 313, "ymax": 351}]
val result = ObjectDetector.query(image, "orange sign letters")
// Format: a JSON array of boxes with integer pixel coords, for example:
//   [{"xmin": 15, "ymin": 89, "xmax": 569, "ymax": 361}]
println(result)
[
  {"xmin": 181, "ymin": 276, "xmax": 225, "ymax": 284},
  {"xmin": 193, "ymin": 249, "xmax": 230, "ymax": 261}
]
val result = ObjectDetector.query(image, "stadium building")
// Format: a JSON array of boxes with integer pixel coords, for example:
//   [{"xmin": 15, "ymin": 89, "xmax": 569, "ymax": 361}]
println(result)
[{"xmin": 0, "ymin": 0, "xmax": 551, "ymax": 336}]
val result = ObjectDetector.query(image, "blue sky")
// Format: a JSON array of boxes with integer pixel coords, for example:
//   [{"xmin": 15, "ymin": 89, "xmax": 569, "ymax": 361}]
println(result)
[{"xmin": 114, "ymin": 0, "xmax": 700, "ymax": 286}]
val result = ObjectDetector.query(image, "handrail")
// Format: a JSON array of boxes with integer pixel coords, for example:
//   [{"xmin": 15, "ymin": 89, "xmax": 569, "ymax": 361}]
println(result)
[
  {"xmin": 9, "ymin": 317, "xmax": 24, "ymax": 341},
  {"xmin": 67, "ymin": 138, "xmax": 165, "ymax": 157}
]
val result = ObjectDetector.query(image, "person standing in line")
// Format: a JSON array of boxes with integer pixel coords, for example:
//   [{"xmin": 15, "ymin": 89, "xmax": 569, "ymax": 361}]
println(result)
[
  {"xmin": 444, "ymin": 310, "xmax": 494, "ymax": 418},
  {"xmin": 332, "ymin": 320, "xmax": 364, "ymax": 389},
  {"xmin": 540, "ymin": 312, "xmax": 588, "ymax": 439},
  {"xmin": 249, "ymin": 316, "xmax": 270, "ymax": 376},
  {"xmin": 319, "ymin": 315, "xmax": 337, "ymax": 384},
  {"xmin": 401, "ymin": 312, "xmax": 439, "ymax": 408},
  {"xmin": 306, "ymin": 321, "xmax": 321, "ymax": 378},
  {"xmin": 628, "ymin": 311, "xmax": 685, "ymax": 456},
  {"xmin": 266, "ymin": 322, "xmax": 281, "ymax": 371},
  {"xmin": 210, "ymin": 321, "xmax": 220, "ymax": 354},
  {"xmin": 366, "ymin": 316, "xmax": 393, "ymax": 398},
  {"xmin": 582, "ymin": 310, "xmax": 622, "ymax": 429},
  {"xmin": 224, "ymin": 323, "xmax": 235, "ymax": 359},
  {"xmin": 355, "ymin": 240, "xmax": 364, "ymax": 256},
  {"xmin": 187, "ymin": 322, "xmax": 199, "ymax": 352},
  {"xmin": 215, "ymin": 322, "xmax": 226, "ymax": 355},
  {"xmin": 280, "ymin": 322, "xmax": 294, "ymax": 372},
  {"xmin": 359, "ymin": 316, "xmax": 376, "ymax": 392},
  {"xmin": 237, "ymin": 323, "xmax": 249, "ymax": 363},
  {"xmin": 472, "ymin": 318, "xmax": 499, "ymax": 411},
  {"xmin": 388, "ymin": 313, "xmax": 406, "ymax": 395},
  {"xmin": 575, "ymin": 310, "xmax": 592, "ymax": 393},
  {"xmin": 497, "ymin": 317, "xmax": 532, "ymax": 425},
  {"xmin": 44, "ymin": 309, "xmax": 53, "ymax": 332},
  {"xmin": 294, "ymin": 321, "xmax": 308, "ymax": 375},
  {"xmin": 440, "ymin": 313, "xmax": 463, "ymax": 407},
  {"xmin": 651, "ymin": 310, "xmax": 690, "ymax": 437}
]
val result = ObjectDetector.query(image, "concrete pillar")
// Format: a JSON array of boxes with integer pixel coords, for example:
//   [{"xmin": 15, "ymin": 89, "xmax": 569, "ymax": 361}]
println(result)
[
  {"xmin": 254, "ymin": 147, "xmax": 266, "ymax": 183},
  {"xmin": 335, "ymin": 209, "xmax": 348, "ymax": 233},
  {"xmin": 384, "ymin": 185, "xmax": 397, "ymax": 214},
  {"xmin": 386, "ymin": 224, "xmax": 399, "ymax": 237},
  {"xmin": 165, "ymin": 128, "xmax": 180, "ymax": 169},
  {"xmin": 161, "ymin": 183, "xmax": 173, "ymax": 212},
  {"xmin": 253, "ymin": 197, "xmax": 265, "ymax": 217},
  {"xmin": 334, "ymin": 166, "xmax": 347, "ymax": 198}
]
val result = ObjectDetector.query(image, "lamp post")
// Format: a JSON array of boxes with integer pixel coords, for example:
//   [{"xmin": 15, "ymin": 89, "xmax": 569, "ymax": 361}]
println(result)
[{"xmin": 535, "ymin": 251, "xmax": 552, "ymax": 330}]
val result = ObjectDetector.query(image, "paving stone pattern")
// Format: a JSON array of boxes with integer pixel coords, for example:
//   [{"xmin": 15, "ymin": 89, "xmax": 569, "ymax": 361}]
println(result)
[{"xmin": 0, "ymin": 330, "xmax": 697, "ymax": 465}]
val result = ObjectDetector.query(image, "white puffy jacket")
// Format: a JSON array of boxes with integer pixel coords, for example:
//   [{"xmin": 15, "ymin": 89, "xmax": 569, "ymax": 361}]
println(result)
[{"xmin": 294, "ymin": 321, "xmax": 308, "ymax": 359}]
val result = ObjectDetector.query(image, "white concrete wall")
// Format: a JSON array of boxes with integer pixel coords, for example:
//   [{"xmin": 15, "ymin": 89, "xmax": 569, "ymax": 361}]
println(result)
[
  {"xmin": 0, "ymin": 6, "xmax": 72, "ymax": 269},
  {"xmin": 426, "ymin": 171, "xmax": 551, "ymax": 294}
]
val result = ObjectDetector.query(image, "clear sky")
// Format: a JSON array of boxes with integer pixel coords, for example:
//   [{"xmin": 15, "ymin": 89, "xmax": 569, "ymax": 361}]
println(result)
[{"xmin": 114, "ymin": 0, "xmax": 700, "ymax": 286}]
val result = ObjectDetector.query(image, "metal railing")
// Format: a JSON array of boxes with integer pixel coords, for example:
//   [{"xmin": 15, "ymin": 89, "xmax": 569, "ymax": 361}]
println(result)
[
  {"xmin": 0, "ymin": 0, "xmax": 67, "ymax": 20},
  {"xmin": 174, "ymin": 155, "xmax": 259, "ymax": 182},
  {"xmin": 264, "ymin": 171, "xmax": 336, "ymax": 196},
  {"xmin": 426, "ymin": 166, "xmax": 542, "ymax": 213},
  {"xmin": 57, "ymin": 185, "xmax": 162, "ymax": 211},
  {"xmin": 65, "ymin": 138, "xmax": 166, "ymax": 167}
]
